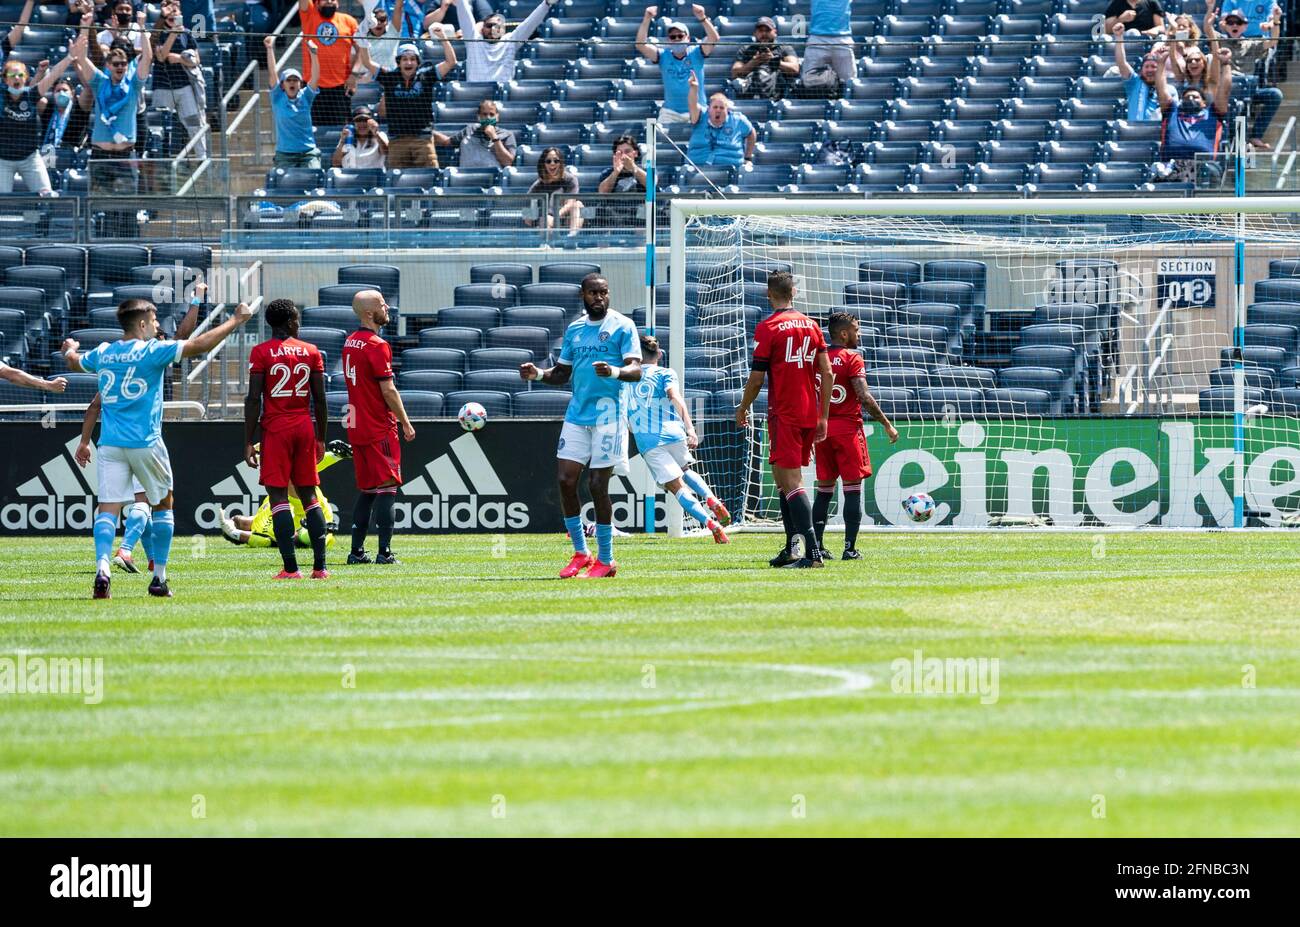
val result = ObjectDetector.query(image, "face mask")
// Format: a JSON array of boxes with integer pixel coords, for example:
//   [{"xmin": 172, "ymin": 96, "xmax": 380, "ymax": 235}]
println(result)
[
  {"xmin": 116, "ymin": 12, "xmax": 130, "ymax": 24},
  {"xmin": 478, "ymin": 116, "xmax": 497, "ymax": 127},
  {"xmin": 669, "ymin": 41, "xmax": 687, "ymax": 56},
  {"xmin": 6, "ymin": 85, "xmax": 23, "ymax": 97},
  {"xmin": 54, "ymin": 91, "xmax": 71, "ymax": 107},
  {"xmin": 1183, "ymin": 100, "xmax": 1203, "ymax": 115}
]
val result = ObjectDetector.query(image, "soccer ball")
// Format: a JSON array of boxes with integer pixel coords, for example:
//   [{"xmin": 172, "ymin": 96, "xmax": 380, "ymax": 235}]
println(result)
[
  {"xmin": 902, "ymin": 492, "xmax": 936, "ymax": 523},
  {"xmin": 458, "ymin": 401, "xmax": 488, "ymax": 432}
]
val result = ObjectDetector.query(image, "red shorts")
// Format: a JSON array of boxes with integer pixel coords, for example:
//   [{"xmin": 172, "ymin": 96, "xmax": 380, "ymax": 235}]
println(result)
[
  {"xmin": 352, "ymin": 431, "xmax": 402, "ymax": 490},
  {"xmin": 816, "ymin": 429, "xmax": 873, "ymax": 483},
  {"xmin": 768, "ymin": 416, "xmax": 816, "ymax": 470},
  {"xmin": 260, "ymin": 418, "xmax": 320, "ymax": 489}
]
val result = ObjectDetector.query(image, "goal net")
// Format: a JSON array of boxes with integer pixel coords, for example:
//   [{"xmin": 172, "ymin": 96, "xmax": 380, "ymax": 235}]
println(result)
[{"xmin": 667, "ymin": 197, "xmax": 1300, "ymax": 533}]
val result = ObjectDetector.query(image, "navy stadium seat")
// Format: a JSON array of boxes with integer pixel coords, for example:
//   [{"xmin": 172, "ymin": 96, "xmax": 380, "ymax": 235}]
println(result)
[
  {"xmin": 399, "ymin": 369, "xmax": 463, "ymax": 393},
  {"xmin": 400, "ymin": 347, "xmax": 468, "ymax": 374},
  {"xmin": 399, "ymin": 391, "xmax": 447, "ymax": 417},
  {"xmin": 419, "ymin": 327, "xmax": 483, "ymax": 352},
  {"xmin": 513, "ymin": 391, "xmax": 573, "ymax": 416},
  {"xmin": 446, "ymin": 390, "xmax": 512, "ymax": 418}
]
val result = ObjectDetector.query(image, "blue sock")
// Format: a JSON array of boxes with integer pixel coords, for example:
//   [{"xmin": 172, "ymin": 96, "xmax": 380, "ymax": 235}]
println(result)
[
  {"xmin": 121, "ymin": 503, "xmax": 149, "ymax": 556},
  {"xmin": 93, "ymin": 512, "xmax": 118, "ymax": 573},
  {"xmin": 675, "ymin": 487, "xmax": 713, "ymax": 528},
  {"xmin": 151, "ymin": 510, "xmax": 175, "ymax": 581},
  {"xmin": 139, "ymin": 513, "xmax": 155, "ymax": 563},
  {"xmin": 563, "ymin": 515, "xmax": 589, "ymax": 555},
  {"xmin": 682, "ymin": 470, "xmax": 714, "ymax": 504},
  {"xmin": 596, "ymin": 523, "xmax": 613, "ymax": 564}
]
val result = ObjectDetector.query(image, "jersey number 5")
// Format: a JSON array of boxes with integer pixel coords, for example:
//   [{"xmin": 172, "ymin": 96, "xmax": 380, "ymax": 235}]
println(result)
[
  {"xmin": 784, "ymin": 335, "xmax": 816, "ymax": 368},
  {"xmin": 269, "ymin": 362, "xmax": 312, "ymax": 397}
]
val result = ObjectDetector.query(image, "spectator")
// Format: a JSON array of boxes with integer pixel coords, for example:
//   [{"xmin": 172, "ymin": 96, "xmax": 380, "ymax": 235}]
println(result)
[
  {"xmin": 356, "ymin": 5, "xmax": 401, "ymax": 74},
  {"xmin": 0, "ymin": 44, "xmax": 78, "ymax": 195},
  {"xmin": 803, "ymin": 0, "xmax": 855, "ymax": 94},
  {"xmin": 97, "ymin": 0, "xmax": 146, "ymax": 56},
  {"xmin": 636, "ymin": 5, "xmax": 718, "ymax": 124},
  {"xmin": 526, "ymin": 147, "xmax": 583, "ymax": 235},
  {"xmin": 1155, "ymin": 43, "xmax": 1233, "ymax": 182},
  {"xmin": 595, "ymin": 134, "xmax": 646, "ymax": 228},
  {"xmin": 332, "ymin": 107, "xmax": 387, "ymax": 168},
  {"xmin": 265, "ymin": 34, "xmax": 322, "ymax": 168},
  {"xmin": 151, "ymin": 3, "xmax": 207, "ymax": 159},
  {"xmin": 4, "ymin": 0, "xmax": 35, "ymax": 59},
  {"xmin": 423, "ymin": 0, "xmax": 492, "ymax": 39},
  {"xmin": 1219, "ymin": 0, "xmax": 1278, "ymax": 37},
  {"xmin": 365, "ymin": 0, "xmax": 423, "ymax": 37},
  {"xmin": 685, "ymin": 81, "xmax": 756, "ymax": 167},
  {"xmin": 1105, "ymin": 0, "xmax": 1166, "ymax": 36},
  {"xmin": 1169, "ymin": 12, "xmax": 1201, "ymax": 45},
  {"xmin": 1172, "ymin": 43, "xmax": 1218, "ymax": 98},
  {"xmin": 297, "ymin": 0, "xmax": 360, "ymax": 129},
  {"xmin": 1210, "ymin": 6, "xmax": 1284, "ymax": 149},
  {"xmin": 731, "ymin": 16, "xmax": 799, "ymax": 101},
  {"xmin": 365, "ymin": 40, "xmax": 455, "ymax": 168},
  {"xmin": 65, "ymin": 0, "xmax": 106, "ymax": 28},
  {"xmin": 1113, "ymin": 22, "xmax": 1162, "ymax": 121},
  {"xmin": 73, "ymin": 27, "xmax": 150, "ymax": 156},
  {"xmin": 39, "ymin": 76, "xmax": 93, "ymax": 157},
  {"xmin": 435, "ymin": 99, "xmax": 516, "ymax": 169},
  {"xmin": 455, "ymin": 0, "xmax": 559, "ymax": 84}
]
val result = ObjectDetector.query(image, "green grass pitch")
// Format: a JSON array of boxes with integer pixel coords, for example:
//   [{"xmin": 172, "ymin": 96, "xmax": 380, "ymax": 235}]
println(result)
[{"xmin": 2, "ymin": 531, "xmax": 1298, "ymax": 836}]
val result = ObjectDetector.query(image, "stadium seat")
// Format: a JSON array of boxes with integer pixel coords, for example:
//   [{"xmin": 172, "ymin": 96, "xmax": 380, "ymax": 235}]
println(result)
[
  {"xmin": 869, "ymin": 387, "xmax": 914, "ymax": 418},
  {"xmin": 398, "ymin": 390, "xmax": 446, "ymax": 417},
  {"xmin": 997, "ymin": 366, "xmax": 1067, "ymax": 415},
  {"xmin": 520, "ymin": 283, "xmax": 584, "ymax": 316},
  {"xmin": 297, "ymin": 328, "xmax": 347, "ymax": 374},
  {"xmin": 317, "ymin": 284, "xmax": 373, "ymax": 309},
  {"xmin": 87, "ymin": 244, "xmax": 149, "ymax": 301},
  {"xmin": 399, "ymin": 368, "xmax": 464, "ymax": 393},
  {"xmin": 0, "ymin": 308, "xmax": 29, "ymax": 365},
  {"xmin": 932, "ymin": 365, "xmax": 997, "ymax": 390},
  {"xmin": 916, "ymin": 387, "xmax": 984, "ymax": 418},
  {"xmin": 538, "ymin": 262, "xmax": 600, "ymax": 285},
  {"xmin": 470, "ymin": 263, "xmax": 533, "ymax": 288},
  {"xmin": 513, "ymin": 390, "xmax": 572, "ymax": 416},
  {"xmin": 338, "ymin": 265, "xmax": 400, "ymax": 304},
  {"xmin": 399, "ymin": 347, "xmax": 468, "ymax": 375},
  {"xmin": 301, "ymin": 307, "xmax": 359, "ymax": 332},
  {"xmin": 1245, "ymin": 324, "xmax": 1300, "ymax": 362},
  {"xmin": 150, "ymin": 243, "xmax": 212, "ymax": 273},
  {"xmin": 455, "ymin": 283, "xmax": 518, "ymax": 311},
  {"xmin": 1248, "ymin": 303, "xmax": 1300, "ymax": 328},
  {"xmin": 712, "ymin": 387, "xmax": 765, "ymax": 417},
  {"xmin": 67, "ymin": 327, "xmax": 120, "ymax": 349},
  {"xmin": 845, "ymin": 281, "xmax": 907, "ymax": 311},
  {"xmin": 469, "ymin": 347, "xmax": 533, "ymax": 371},
  {"xmin": 1208, "ymin": 366, "xmax": 1275, "ymax": 390},
  {"xmin": 984, "ymin": 387, "xmax": 1054, "ymax": 416},
  {"xmin": 867, "ymin": 366, "xmax": 930, "ymax": 392},
  {"xmin": 1223, "ymin": 345, "xmax": 1289, "ymax": 374},
  {"xmin": 486, "ymin": 326, "xmax": 551, "ymax": 359},
  {"xmin": 859, "ymin": 260, "xmax": 922, "ymax": 287},
  {"xmin": 502, "ymin": 307, "xmax": 567, "ymax": 343},
  {"xmin": 419, "ymin": 327, "xmax": 483, "ymax": 352},
  {"xmin": 1255, "ymin": 279, "xmax": 1300, "ymax": 304},
  {"xmin": 436, "ymin": 307, "xmax": 501, "ymax": 331},
  {"xmin": 464, "ymin": 369, "xmax": 532, "ymax": 394},
  {"xmin": 1200, "ymin": 387, "xmax": 1267, "ymax": 413},
  {"xmin": 1268, "ymin": 259, "xmax": 1300, "ymax": 279},
  {"xmin": 446, "ymin": 390, "xmax": 511, "ymax": 418}
]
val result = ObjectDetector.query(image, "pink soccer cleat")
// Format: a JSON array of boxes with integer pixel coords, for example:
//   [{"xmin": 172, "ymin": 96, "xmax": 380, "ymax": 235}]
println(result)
[
  {"xmin": 310, "ymin": 569, "xmax": 330, "ymax": 580},
  {"xmin": 112, "ymin": 548, "xmax": 139, "ymax": 574},
  {"xmin": 585, "ymin": 559, "xmax": 617, "ymax": 578},
  {"xmin": 274, "ymin": 570, "xmax": 303, "ymax": 580},
  {"xmin": 560, "ymin": 552, "xmax": 594, "ymax": 578},
  {"xmin": 708, "ymin": 520, "xmax": 729, "ymax": 544},
  {"xmin": 709, "ymin": 498, "xmax": 732, "ymax": 527}
]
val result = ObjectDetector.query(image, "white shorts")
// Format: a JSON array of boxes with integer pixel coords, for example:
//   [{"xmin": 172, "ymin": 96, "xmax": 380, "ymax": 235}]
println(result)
[
  {"xmin": 98, "ymin": 442, "xmax": 174, "ymax": 505},
  {"xmin": 557, "ymin": 420, "xmax": 630, "ymax": 474},
  {"xmin": 642, "ymin": 439, "xmax": 694, "ymax": 485},
  {"xmin": 658, "ymin": 107, "xmax": 693, "ymax": 125}
]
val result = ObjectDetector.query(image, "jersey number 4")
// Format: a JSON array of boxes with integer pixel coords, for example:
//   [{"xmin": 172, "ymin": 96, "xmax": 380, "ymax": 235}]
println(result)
[
  {"xmin": 270, "ymin": 362, "xmax": 312, "ymax": 397},
  {"xmin": 784, "ymin": 335, "xmax": 817, "ymax": 368},
  {"xmin": 343, "ymin": 355, "xmax": 359, "ymax": 387}
]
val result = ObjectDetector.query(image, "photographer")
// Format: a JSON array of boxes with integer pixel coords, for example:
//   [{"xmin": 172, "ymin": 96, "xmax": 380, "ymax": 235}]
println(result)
[{"xmin": 731, "ymin": 17, "xmax": 798, "ymax": 101}]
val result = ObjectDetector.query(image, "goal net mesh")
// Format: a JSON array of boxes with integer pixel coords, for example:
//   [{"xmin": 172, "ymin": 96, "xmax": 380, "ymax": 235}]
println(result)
[{"xmin": 679, "ymin": 205, "xmax": 1300, "ymax": 529}]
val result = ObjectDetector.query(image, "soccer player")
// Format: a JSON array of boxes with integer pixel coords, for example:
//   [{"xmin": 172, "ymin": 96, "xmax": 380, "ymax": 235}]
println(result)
[
  {"xmin": 735, "ymin": 270, "xmax": 833, "ymax": 568},
  {"xmin": 519, "ymin": 273, "xmax": 641, "ymax": 578},
  {"xmin": 342, "ymin": 289, "xmax": 415, "ymax": 565},
  {"xmin": 244, "ymin": 299, "xmax": 330, "ymax": 580},
  {"xmin": 75, "ymin": 285, "xmax": 206, "ymax": 575},
  {"xmin": 0, "ymin": 361, "xmax": 67, "ymax": 394},
  {"xmin": 62, "ymin": 297, "xmax": 253, "ymax": 599},
  {"xmin": 812, "ymin": 312, "xmax": 899, "ymax": 560},
  {"xmin": 221, "ymin": 441, "xmax": 349, "ymax": 548},
  {"xmin": 626, "ymin": 334, "xmax": 730, "ymax": 543}
]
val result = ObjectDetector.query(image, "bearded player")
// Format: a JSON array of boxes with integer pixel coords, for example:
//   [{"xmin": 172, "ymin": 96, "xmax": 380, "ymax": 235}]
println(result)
[
  {"xmin": 520, "ymin": 273, "xmax": 640, "ymax": 578},
  {"xmin": 343, "ymin": 289, "xmax": 416, "ymax": 565},
  {"xmin": 735, "ymin": 270, "xmax": 833, "ymax": 568},
  {"xmin": 244, "ymin": 299, "xmax": 331, "ymax": 579},
  {"xmin": 812, "ymin": 312, "xmax": 899, "ymax": 560}
]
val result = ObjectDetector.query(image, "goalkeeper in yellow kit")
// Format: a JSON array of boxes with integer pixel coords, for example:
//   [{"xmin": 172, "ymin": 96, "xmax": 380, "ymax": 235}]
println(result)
[{"xmin": 221, "ymin": 440, "xmax": 350, "ymax": 548}]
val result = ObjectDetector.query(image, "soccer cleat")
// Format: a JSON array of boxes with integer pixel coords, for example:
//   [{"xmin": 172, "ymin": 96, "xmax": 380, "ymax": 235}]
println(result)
[
  {"xmin": 93, "ymin": 571, "xmax": 111, "ymax": 599},
  {"xmin": 220, "ymin": 509, "xmax": 242, "ymax": 545},
  {"xmin": 817, "ymin": 547, "xmax": 833, "ymax": 561},
  {"xmin": 112, "ymin": 549, "xmax": 140, "ymax": 574},
  {"xmin": 769, "ymin": 547, "xmax": 797, "ymax": 568},
  {"xmin": 784, "ymin": 557, "xmax": 825, "ymax": 569},
  {"xmin": 326, "ymin": 439, "xmax": 352, "ymax": 459},
  {"xmin": 375, "ymin": 551, "xmax": 399, "ymax": 565},
  {"xmin": 274, "ymin": 570, "xmax": 303, "ymax": 580},
  {"xmin": 147, "ymin": 560, "xmax": 155, "ymax": 573},
  {"xmin": 842, "ymin": 548, "xmax": 863, "ymax": 561},
  {"xmin": 585, "ymin": 559, "xmax": 617, "ymax": 578},
  {"xmin": 709, "ymin": 498, "xmax": 732, "ymax": 527},
  {"xmin": 708, "ymin": 520, "xmax": 729, "ymax": 544},
  {"xmin": 559, "ymin": 552, "xmax": 594, "ymax": 578},
  {"xmin": 346, "ymin": 550, "xmax": 372, "ymax": 564},
  {"xmin": 310, "ymin": 569, "xmax": 330, "ymax": 580},
  {"xmin": 148, "ymin": 577, "xmax": 172, "ymax": 597}
]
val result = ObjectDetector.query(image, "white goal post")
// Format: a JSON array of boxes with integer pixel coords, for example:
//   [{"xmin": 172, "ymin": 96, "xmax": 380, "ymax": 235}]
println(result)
[{"xmin": 666, "ymin": 196, "xmax": 1300, "ymax": 536}]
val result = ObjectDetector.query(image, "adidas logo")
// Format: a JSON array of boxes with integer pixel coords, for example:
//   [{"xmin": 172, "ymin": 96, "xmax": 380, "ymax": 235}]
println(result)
[
  {"xmin": 396, "ymin": 433, "xmax": 529, "ymax": 530},
  {"xmin": 583, "ymin": 454, "xmax": 668, "ymax": 529},
  {"xmin": 194, "ymin": 458, "xmax": 266, "ymax": 531},
  {"xmin": 1, "ymin": 438, "xmax": 98, "ymax": 530}
]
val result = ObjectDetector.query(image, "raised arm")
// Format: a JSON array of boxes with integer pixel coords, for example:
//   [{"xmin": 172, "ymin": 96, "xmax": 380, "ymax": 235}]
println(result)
[
  {"xmin": 306, "ymin": 40, "xmax": 320, "ymax": 90},
  {"xmin": 136, "ymin": 29, "xmax": 153, "ymax": 80},
  {"xmin": 7, "ymin": 0, "xmax": 35, "ymax": 50},
  {"xmin": 694, "ymin": 4, "xmax": 718, "ymax": 56},
  {"xmin": 264, "ymin": 34, "xmax": 279, "ymax": 87},
  {"xmin": 686, "ymin": 72, "xmax": 701, "ymax": 122},
  {"xmin": 36, "ymin": 50, "xmax": 77, "ymax": 97},
  {"xmin": 1153, "ymin": 45, "xmax": 1173, "ymax": 109},
  {"xmin": 636, "ymin": 6, "xmax": 659, "ymax": 61},
  {"xmin": 0, "ymin": 362, "xmax": 67, "ymax": 393},
  {"xmin": 181, "ymin": 302, "xmax": 254, "ymax": 358},
  {"xmin": 433, "ymin": 26, "xmax": 458, "ymax": 79},
  {"xmin": 455, "ymin": 0, "xmax": 478, "ymax": 37},
  {"xmin": 70, "ymin": 27, "xmax": 99, "ymax": 86},
  {"xmin": 1112, "ymin": 21, "xmax": 1133, "ymax": 78},
  {"xmin": 174, "ymin": 282, "xmax": 206, "ymax": 341},
  {"xmin": 510, "ymin": 0, "xmax": 556, "ymax": 43},
  {"xmin": 1214, "ymin": 51, "xmax": 1232, "ymax": 116}
]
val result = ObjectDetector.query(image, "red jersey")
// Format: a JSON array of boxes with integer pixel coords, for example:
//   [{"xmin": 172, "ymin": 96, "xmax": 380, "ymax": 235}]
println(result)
[
  {"xmin": 248, "ymin": 337, "xmax": 324, "ymax": 433},
  {"xmin": 752, "ymin": 309, "xmax": 826, "ymax": 426},
  {"xmin": 342, "ymin": 329, "xmax": 397, "ymax": 445},
  {"xmin": 825, "ymin": 345, "xmax": 865, "ymax": 437}
]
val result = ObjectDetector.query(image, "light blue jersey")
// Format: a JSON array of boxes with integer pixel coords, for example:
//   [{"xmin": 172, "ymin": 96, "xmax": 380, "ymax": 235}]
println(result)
[
  {"xmin": 660, "ymin": 45, "xmax": 707, "ymax": 113},
  {"xmin": 80, "ymin": 338, "xmax": 185, "ymax": 448},
  {"xmin": 810, "ymin": 0, "xmax": 852, "ymax": 37},
  {"xmin": 626, "ymin": 363, "xmax": 687, "ymax": 452},
  {"xmin": 558, "ymin": 310, "xmax": 639, "ymax": 426}
]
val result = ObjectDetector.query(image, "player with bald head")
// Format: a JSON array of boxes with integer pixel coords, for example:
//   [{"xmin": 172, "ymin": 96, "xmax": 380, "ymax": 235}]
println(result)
[{"xmin": 342, "ymin": 288, "xmax": 415, "ymax": 565}]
